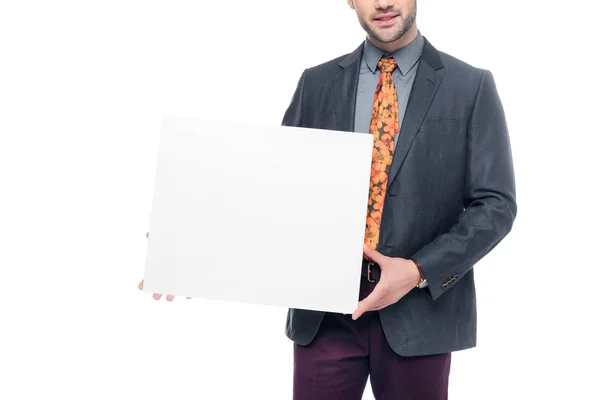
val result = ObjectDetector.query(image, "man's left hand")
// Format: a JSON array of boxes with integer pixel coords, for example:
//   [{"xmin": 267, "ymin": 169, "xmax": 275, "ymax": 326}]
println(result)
[{"xmin": 352, "ymin": 244, "xmax": 422, "ymax": 320}]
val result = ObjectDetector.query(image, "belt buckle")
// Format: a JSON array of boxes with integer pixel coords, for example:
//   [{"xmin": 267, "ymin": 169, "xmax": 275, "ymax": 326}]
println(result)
[{"xmin": 367, "ymin": 261, "xmax": 377, "ymax": 283}]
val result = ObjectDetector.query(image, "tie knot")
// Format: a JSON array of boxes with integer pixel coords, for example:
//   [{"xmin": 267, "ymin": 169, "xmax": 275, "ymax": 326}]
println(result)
[{"xmin": 378, "ymin": 57, "xmax": 397, "ymax": 73}]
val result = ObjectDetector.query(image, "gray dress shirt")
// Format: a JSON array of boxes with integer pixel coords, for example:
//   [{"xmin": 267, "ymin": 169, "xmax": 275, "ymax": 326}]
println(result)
[{"xmin": 354, "ymin": 32, "xmax": 425, "ymax": 147}]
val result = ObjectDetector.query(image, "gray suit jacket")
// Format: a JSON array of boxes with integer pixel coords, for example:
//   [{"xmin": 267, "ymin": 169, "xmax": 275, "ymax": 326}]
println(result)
[{"xmin": 281, "ymin": 37, "xmax": 517, "ymax": 356}]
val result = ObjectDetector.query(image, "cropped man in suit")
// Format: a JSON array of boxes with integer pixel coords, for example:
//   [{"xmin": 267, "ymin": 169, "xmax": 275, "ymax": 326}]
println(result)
[{"xmin": 282, "ymin": 0, "xmax": 517, "ymax": 399}]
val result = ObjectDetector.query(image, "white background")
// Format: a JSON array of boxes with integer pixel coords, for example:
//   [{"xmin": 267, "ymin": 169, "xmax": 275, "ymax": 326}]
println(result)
[{"xmin": 0, "ymin": 0, "xmax": 598, "ymax": 399}]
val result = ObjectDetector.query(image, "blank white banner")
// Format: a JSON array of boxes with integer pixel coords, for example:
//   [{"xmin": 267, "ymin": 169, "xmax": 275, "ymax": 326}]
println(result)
[{"xmin": 142, "ymin": 117, "xmax": 373, "ymax": 314}]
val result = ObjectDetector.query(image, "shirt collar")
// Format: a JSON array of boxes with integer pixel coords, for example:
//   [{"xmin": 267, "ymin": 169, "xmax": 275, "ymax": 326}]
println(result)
[{"xmin": 363, "ymin": 31, "xmax": 424, "ymax": 76}]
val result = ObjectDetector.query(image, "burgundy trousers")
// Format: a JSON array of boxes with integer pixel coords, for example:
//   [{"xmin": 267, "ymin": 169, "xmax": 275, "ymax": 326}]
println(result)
[{"xmin": 293, "ymin": 275, "xmax": 451, "ymax": 400}]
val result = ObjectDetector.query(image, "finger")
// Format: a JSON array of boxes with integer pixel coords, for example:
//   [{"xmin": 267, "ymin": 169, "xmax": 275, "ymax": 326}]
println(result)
[
  {"xmin": 362, "ymin": 244, "xmax": 387, "ymax": 266},
  {"xmin": 138, "ymin": 279, "xmax": 144, "ymax": 290},
  {"xmin": 353, "ymin": 298, "xmax": 384, "ymax": 320},
  {"xmin": 146, "ymin": 231, "xmax": 149, "ymax": 238},
  {"xmin": 166, "ymin": 294, "xmax": 175, "ymax": 302},
  {"xmin": 351, "ymin": 302, "xmax": 368, "ymax": 320},
  {"xmin": 352, "ymin": 284, "xmax": 387, "ymax": 320},
  {"xmin": 186, "ymin": 297, "xmax": 191, "ymax": 299},
  {"xmin": 152, "ymin": 293, "xmax": 162, "ymax": 300}
]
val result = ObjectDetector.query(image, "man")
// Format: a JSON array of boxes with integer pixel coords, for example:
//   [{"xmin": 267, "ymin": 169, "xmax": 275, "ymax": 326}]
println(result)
[
  {"xmin": 280, "ymin": 0, "xmax": 517, "ymax": 399},
  {"xmin": 139, "ymin": 0, "xmax": 516, "ymax": 397}
]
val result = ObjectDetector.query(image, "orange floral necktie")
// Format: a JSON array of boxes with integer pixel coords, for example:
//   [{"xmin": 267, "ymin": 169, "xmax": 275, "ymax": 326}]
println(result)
[{"xmin": 364, "ymin": 57, "xmax": 399, "ymax": 250}]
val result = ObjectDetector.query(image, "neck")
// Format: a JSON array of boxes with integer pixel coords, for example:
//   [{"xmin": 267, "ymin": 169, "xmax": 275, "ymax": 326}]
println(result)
[{"xmin": 368, "ymin": 24, "xmax": 418, "ymax": 54}]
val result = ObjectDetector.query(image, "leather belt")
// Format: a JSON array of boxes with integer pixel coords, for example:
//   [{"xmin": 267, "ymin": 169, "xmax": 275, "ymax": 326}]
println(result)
[{"xmin": 361, "ymin": 258, "xmax": 380, "ymax": 283}]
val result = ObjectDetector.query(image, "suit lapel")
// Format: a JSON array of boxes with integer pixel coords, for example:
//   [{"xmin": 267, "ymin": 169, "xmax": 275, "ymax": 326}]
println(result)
[
  {"xmin": 332, "ymin": 43, "xmax": 364, "ymax": 132},
  {"xmin": 329, "ymin": 39, "xmax": 444, "ymax": 188},
  {"xmin": 387, "ymin": 38, "xmax": 444, "ymax": 189}
]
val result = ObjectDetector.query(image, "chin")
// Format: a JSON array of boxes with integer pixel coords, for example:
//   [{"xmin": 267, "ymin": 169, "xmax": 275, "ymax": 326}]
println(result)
[{"xmin": 374, "ymin": 30, "xmax": 403, "ymax": 43}]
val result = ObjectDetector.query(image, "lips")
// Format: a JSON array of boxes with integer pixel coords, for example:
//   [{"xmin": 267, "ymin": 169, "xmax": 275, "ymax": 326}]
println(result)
[{"xmin": 374, "ymin": 13, "xmax": 399, "ymax": 26}]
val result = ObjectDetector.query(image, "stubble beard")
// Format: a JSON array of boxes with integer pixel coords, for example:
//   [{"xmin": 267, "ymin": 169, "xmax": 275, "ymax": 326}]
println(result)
[{"xmin": 359, "ymin": 7, "xmax": 416, "ymax": 44}]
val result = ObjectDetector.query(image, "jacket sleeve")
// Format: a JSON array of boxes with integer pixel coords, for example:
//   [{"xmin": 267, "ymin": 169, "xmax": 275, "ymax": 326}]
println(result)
[
  {"xmin": 411, "ymin": 69, "xmax": 518, "ymax": 301},
  {"xmin": 281, "ymin": 69, "xmax": 307, "ymax": 128}
]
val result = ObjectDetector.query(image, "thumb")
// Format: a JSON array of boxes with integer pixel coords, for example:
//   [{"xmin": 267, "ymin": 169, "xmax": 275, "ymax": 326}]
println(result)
[{"xmin": 363, "ymin": 244, "xmax": 386, "ymax": 265}]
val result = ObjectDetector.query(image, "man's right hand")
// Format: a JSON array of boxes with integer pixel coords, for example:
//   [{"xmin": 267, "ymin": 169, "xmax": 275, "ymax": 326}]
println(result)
[{"xmin": 138, "ymin": 231, "xmax": 191, "ymax": 301}]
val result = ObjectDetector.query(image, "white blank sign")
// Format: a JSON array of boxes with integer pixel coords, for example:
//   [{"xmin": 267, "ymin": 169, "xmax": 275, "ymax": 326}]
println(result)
[{"xmin": 142, "ymin": 117, "xmax": 374, "ymax": 314}]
